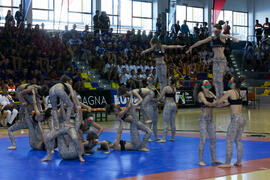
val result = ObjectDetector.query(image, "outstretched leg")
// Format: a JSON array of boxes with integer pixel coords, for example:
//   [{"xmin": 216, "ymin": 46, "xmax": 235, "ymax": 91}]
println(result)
[{"xmin": 7, "ymin": 120, "xmax": 28, "ymax": 149}]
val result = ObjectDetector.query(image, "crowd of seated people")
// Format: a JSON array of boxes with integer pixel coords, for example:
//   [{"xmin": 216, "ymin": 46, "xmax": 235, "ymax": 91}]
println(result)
[
  {"xmin": 244, "ymin": 35, "xmax": 270, "ymax": 72},
  {"xmin": 0, "ymin": 7, "xmax": 235, "ymax": 91},
  {"xmin": 243, "ymin": 17, "xmax": 270, "ymax": 72}
]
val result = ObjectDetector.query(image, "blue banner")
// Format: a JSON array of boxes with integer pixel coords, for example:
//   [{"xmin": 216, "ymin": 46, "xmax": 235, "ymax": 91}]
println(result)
[
  {"xmin": 111, "ymin": 90, "xmax": 139, "ymax": 107},
  {"xmin": 24, "ymin": 0, "xmax": 32, "ymax": 20}
]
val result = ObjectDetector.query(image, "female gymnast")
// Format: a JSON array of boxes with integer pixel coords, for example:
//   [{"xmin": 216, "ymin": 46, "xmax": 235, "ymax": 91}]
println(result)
[
  {"xmin": 7, "ymin": 84, "xmax": 48, "ymax": 150},
  {"xmin": 186, "ymin": 20, "xmax": 239, "ymax": 98},
  {"xmin": 41, "ymin": 103, "xmax": 85, "ymax": 162},
  {"xmin": 90, "ymin": 103, "xmax": 152, "ymax": 152},
  {"xmin": 141, "ymin": 37, "xmax": 185, "ymax": 91},
  {"xmin": 115, "ymin": 96, "xmax": 152, "ymax": 151},
  {"xmin": 214, "ymin": 76, "xmax": 246, "ymax": 168},
  {"xmin": 117, "ymin": 85, "xmax": 153, "ymax": 124},
  {"xmin": 157, "ymin": 78, "xmax": 177, "ymax": 143},
  {"xmin": 194, "ymin": 80, "xmax": 222, "ymax": 166},
  {"xmin": 146, "ymin": 77, "xmax": 160, "ymax": 141},
  {"xmin": 49, "ymin": 75, "xmax": 79, "ymax": 130}
]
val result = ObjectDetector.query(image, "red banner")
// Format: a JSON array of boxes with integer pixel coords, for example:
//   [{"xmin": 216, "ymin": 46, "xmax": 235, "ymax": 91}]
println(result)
[{"xmin": 213, "ymin": 0, "xmax": 226, "ymax": 25}]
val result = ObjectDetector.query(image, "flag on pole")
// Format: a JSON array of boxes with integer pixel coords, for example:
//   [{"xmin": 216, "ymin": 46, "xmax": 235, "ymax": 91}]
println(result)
[
  {"xmin": 24, "ymin": 0, "xmax": 32, "ymax": 20},
  {"xmin": 213, "ymin": 0, "xmax": 226, "ymax": 25}
]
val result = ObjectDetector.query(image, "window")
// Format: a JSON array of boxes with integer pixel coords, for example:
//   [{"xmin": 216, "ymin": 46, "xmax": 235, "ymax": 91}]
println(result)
[
  {"xmin": 32, "ymin": 0, "xmax": 92, "ymax": 30},
  {"xmin": 224, "ymin": 10, "xmax": 232, "ymax": 26},
  {"xmin": 187, "ymin": 7, "xmax": 203, "ymax": 22},
  {"xmin": 176, "ymin": 5, "xmax": 203, "ymax": 34},
  {"xmin": 32, "ymin": 0, "xmax": 53, "ymax": 10},
  {"xmin": 69, "ymin": 0, "xmax": 91, "ymax": 13},
  {"xmin": 133, "ymin": 1, "xmax": 152, "ymax": 18},
  {"xmin": 101, "ymin": 0, "xmax": 118, "ymax": 28},
  {"xmin": 176, "ymin": 5, "xmax": 186, "ymax": 27},
  {"xmin": 233, "ymin": 12, "xmax": 248, "ymax": 40},
  {"xmin": 0, "ymin": 0, "xmax": 20, "ymax": 25},
  {"xmin": 0, "ymin": 0, "xmax": 20, "ymax": 7},
  {"xmin": 120, "ymin": 0, "xmax": 132, "ymax": 27},
  {"xmin": 211, "ymin": 10, "xmax": 247, "ymax": 40},
  {"xmin": 68, "ymin": 0, "xmax": 92, "ymax": 30},
  {"xmin": 132, "ymin": 1, "xmax": 152, "ymax": 32}
]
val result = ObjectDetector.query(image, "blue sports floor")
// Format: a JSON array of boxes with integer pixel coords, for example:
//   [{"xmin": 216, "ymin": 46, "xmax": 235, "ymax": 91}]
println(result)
[{"xmin": 1, "ymin": 132, "xmax": 270, "ymax": 180}]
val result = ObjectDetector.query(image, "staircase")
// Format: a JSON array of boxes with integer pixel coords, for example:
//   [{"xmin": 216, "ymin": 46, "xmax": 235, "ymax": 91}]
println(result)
[
  {"xmin": 74, "ymin": 59, "xmax": 111, "ymax": 90},
  {"xmin": 230, "ymin": 49, "xmax": 269, "ymax": 87}
]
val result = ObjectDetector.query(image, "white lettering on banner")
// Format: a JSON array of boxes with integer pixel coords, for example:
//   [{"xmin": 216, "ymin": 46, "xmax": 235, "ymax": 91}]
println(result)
[
  {"xmin": 175, "ymin": 92, "xmax": 181, "ymax": 103},
  {"xmin": 113, "ymin": 95, "xmax": 138, "ymax": 105},
  {"xmin": 82, "ymin": 96, "xmax": 107, "ymax": 106},
  {"xmin": 114, "ymin": 95, "xmax": 120, "ymax": 104}
]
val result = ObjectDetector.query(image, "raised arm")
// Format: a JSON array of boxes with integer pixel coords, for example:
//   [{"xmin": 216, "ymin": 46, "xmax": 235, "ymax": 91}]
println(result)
[
  {"xmin": 141, "ymin": 46, "xmax": 154, "ymax": 55},
  {"xmin": 222, "ymin": 34, "xmax": 239, "ymax": 43},
  {"xmin": 163, "ymin": 45, "xmax": 186, "ymax": 49},
  {"xmin": 186, "ymin": 36, "xmax": 213, "ymax": 54}
]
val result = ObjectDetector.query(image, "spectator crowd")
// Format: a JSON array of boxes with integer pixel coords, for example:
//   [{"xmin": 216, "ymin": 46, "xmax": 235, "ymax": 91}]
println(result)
[
  {"xmin": 0, "ymin": 7, "xmax": 238, "ymax": 126},
  {"xmin": 244, "ymin": 17, "xmax": 270, "ymax": 72}
]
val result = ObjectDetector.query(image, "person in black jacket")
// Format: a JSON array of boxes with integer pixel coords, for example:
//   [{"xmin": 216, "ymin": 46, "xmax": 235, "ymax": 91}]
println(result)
[
  {"xmin": 93, "ymin": 10, "xmax": 100, "ymax": 35},
  {"xmin": 15, "ymin": 4, "xmax": 24, "ymax": 26}
]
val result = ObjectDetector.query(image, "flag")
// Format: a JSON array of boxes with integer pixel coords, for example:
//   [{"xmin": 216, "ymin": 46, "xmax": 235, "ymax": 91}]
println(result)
[
  {"xmin": 213, "ymin": 0, "xmax": 226, "ymax": 24},
  {"xmin": 24, "ymin": 0, "xmax": 32, "ymax": 20}
]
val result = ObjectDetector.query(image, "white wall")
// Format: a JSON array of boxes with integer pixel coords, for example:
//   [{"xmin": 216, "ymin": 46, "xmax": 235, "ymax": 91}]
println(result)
[
  {"xmin": 157, "ymin": 0, "xmax": 169, "ymax": 15},
  {"xmin": 254, "ymin": 0, "xmax": 270, "ymax": 23},
  {"xmin": 223, "ymin": 0, "xmax": 248, "ymax": 12}
]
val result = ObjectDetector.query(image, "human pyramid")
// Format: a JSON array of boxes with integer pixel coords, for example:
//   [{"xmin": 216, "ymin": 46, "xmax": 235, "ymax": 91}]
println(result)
[{"xmin": 7, "ymin": 21, "xmax": 245, "ymax": 168}]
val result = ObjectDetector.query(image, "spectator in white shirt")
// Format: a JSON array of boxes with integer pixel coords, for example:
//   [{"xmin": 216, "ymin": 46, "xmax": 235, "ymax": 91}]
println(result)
[
  {"xmin": 104, "ymin": 59, "xmax": 114, "ymax": 80},
  {"xmin": 140, "ymin": 61, "xmax": 147, "ymax": 73},
  {"xmin": 134, "ymin": 60, "xmax": 140, "ymax": 74},
  {"xmin": 144, "ymin": 61, "xmax": 150, "ymax": 72},
  {"xmin": 127, "ymin": 69, "xmax": 137, "ymax": 89},
  {"xmin": 130, "ymin": 61, "xmax": 137, "ymax": 73},
  {"xmin": 137, "ymin": 69, "xmax": 146, "ymax": 79},
  {"xmin": 125, "ymin": 60, "xmax": 133, "ymax": 74},
  {"xmin": 119, "ymin": 68, "xmax": 130, "ymax": 85},
  {"xmin": 0, "ymin": 88, "xmax": 18, "ymax": 126},
  {"xmin": 117, "ymin": 61, "xmax": 125, "ymax": 75}
]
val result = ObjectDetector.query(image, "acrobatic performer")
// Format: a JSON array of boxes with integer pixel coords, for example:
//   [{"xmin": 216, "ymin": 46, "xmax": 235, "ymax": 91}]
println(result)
[
  {"xmin": 194, "ymin": 80, "xmax": 222, "ymax": 166},
  {"xmin": 141, "ymin": 37, "xmax": 185, "ymax": 91},
  {"xmin": 214, "ymin": 76, "xmax": 246, "ymax": 168},
  {"xmin": 7, "ymin": 84, "xmax": 49, "ymax": 150},
  {"xmin": 186, "ymin": 20, "xmax": 239, "ymax": 98},
  {"xmin": 157, "ymin": 78, "xmax": 177, "ymax": 143}
]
